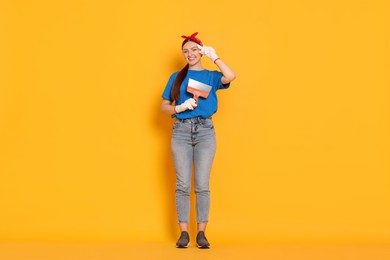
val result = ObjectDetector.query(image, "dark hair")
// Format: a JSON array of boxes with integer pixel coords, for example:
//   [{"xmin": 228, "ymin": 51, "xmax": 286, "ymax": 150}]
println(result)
[{"xmin": 170, "ymin": 38, "xmax": 197, "ymax": 102}]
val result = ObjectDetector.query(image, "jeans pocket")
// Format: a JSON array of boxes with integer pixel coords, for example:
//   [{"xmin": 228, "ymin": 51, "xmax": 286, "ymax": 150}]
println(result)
[
  {"xmin": 201, "ymin": 119, "xmax": 214, "ymax": 129},
  {"xmin": 173, "ymin": 120, "xmax": 182, "ymax": 130}
]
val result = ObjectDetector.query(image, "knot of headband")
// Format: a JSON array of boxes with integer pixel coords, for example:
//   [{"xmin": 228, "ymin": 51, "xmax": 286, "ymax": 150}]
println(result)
[{"xmin": 181, "ymin": 32, "xmax": 203, "ymax": 46}]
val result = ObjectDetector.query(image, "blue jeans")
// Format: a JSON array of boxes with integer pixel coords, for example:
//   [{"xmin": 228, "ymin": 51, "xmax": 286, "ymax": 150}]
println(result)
[{"xmin": 171, "ymin": 117, "xmax": 216, "ymax": 224}]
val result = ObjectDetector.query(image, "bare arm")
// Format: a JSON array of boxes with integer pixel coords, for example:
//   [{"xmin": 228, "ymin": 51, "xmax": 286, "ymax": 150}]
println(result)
[
  {"xmin": 197, "ymin": 44, "xmax": 236, "ymax": 85},
  {"xmin": 215, "ymin": 59, "xmax": 236, "ymax": 85},
  {"xmin": 161, "ymin": 98, "xmax": 197, "ymax": 115},
  {"xmin": 161, "ymin": 99, "xmax": 176, "ymax": 115}
]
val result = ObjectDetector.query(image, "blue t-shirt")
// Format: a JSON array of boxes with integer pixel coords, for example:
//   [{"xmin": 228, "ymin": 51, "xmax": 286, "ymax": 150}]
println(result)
[{"xmin": 162, "ymin": 70, "xmax": 230, "ymax": 119}]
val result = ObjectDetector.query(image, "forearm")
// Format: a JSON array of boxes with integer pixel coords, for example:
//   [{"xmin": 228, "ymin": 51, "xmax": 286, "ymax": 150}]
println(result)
[
  {"xmin": 160, "ymin": 98, "xmax": 197, "ymax": 114},
  {"xmin": 215, "ymin": 59, "xmax": 236, "ymax": 84},
  {"xmin": 197, "ymin": 44, "xmax": 236, "ymax": 84},
  {"xmin": 161, "ymin": 102, "xmax": 176, "ymax": 115}
]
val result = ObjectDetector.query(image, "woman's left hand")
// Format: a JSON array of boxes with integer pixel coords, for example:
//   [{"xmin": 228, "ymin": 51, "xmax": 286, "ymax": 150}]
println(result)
[{"xmin": 197, "ymin": 44, "xmax": 219, "ymax": 63}]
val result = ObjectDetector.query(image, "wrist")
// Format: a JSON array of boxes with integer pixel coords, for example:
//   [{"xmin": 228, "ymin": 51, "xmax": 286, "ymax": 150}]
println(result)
[{"xmin": 213, "ymin": 57, "xmax": 220, "ymax": 63}]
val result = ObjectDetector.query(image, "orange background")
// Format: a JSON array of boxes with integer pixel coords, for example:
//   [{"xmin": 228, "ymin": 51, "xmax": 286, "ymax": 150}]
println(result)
[{"xmin": 1, "ymin": 0, "xmax": 389, "ymax": 245}]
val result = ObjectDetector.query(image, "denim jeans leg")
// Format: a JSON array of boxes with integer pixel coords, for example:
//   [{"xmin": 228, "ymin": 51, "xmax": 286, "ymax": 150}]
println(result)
[
  {"xmin": 194, "ymin": 119, "xmax": 216, "ymax": 223},
  {"xmin": 171, "ymin": 121, "xmax": 193, "ymax": 223}
]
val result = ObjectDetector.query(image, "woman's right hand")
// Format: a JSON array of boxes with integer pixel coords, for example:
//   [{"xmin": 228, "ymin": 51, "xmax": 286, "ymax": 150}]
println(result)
[{"xmin": 175, "ymin": 98, "xmax": 197, "ymax": 113}]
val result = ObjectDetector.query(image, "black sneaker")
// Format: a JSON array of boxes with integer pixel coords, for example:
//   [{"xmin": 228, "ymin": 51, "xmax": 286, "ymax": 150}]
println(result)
[
  {"xmin": 176, "ymin": 231, "xmax": 190, "ymax": 248},
  {"xmin": 196, "ymin": 231, "xmax": 210, "ymax": 249}
]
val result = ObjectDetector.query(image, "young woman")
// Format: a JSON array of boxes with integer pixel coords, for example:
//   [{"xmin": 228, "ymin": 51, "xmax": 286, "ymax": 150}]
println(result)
[{"xmin": 161, "ymin": 32, "xmax": 236, "ymax": 248}]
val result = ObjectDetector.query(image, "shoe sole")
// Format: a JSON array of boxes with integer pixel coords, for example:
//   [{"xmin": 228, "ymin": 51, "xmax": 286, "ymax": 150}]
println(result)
[
  {"xmin": 197, "ymin": 244, "xmax": 210, "ymax": 249},
  {"xmin": 176, "ymin": 243, "xmax": 190, "ymax": 248}
]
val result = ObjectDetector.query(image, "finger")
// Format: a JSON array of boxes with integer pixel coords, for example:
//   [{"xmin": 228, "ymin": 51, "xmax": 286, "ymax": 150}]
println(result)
[{"xmin": 196, "ymin": 44, "xmax": 203, "ymax": 54}]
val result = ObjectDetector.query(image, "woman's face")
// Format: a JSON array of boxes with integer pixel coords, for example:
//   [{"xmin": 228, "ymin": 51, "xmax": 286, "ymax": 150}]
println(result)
[{"xmin": 182, "ymin": 41, "xmax": 202, "ymax": 66}]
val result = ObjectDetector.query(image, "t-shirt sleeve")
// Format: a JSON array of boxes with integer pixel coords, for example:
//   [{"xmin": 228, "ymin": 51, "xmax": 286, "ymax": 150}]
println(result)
[
  {"xmin": 162, "ymin": 72, "xmax": 178, "ymax": 102},
  {"xmin": 214, "ymin": 71, "xmax": 230, "ymax": 90}
]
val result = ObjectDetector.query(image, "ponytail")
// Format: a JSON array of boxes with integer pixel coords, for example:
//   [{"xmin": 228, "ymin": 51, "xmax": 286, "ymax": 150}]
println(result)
[{"xmin": 171, "ymin": 64, "xmax": 189, "ymax": 102}]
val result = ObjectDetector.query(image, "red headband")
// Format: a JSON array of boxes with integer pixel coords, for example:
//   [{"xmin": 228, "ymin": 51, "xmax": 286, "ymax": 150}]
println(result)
[{"xmin": 181, "ymin": 32, "xmax": 203, "ymax": 46}]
